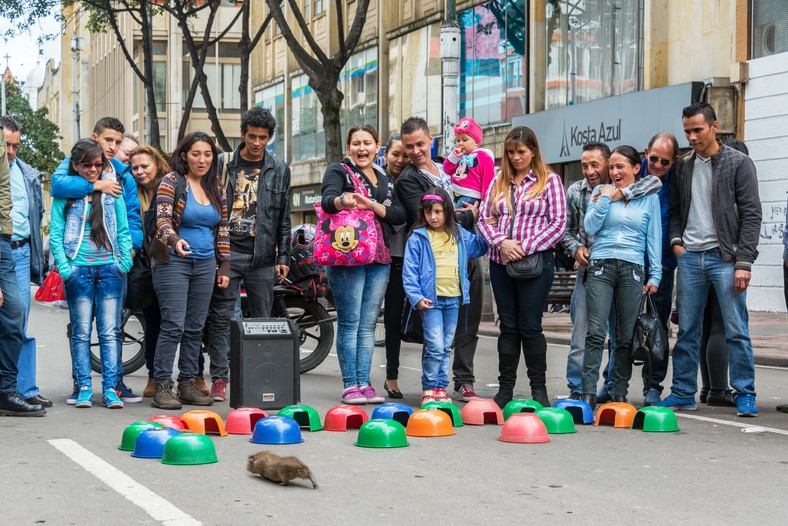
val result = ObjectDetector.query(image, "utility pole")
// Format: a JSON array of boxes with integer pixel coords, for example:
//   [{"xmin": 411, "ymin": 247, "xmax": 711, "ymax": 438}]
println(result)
[
  {"xmin": 1, "ymin": 49, "xmax": 8, "ymax": 116},
  {"xmin": 440, "ymin": 0, "xmax": 460, "ymax": 154},
  {"xmin": 71, "ymin": 32, "xmax": 81, "ymax": 140}
]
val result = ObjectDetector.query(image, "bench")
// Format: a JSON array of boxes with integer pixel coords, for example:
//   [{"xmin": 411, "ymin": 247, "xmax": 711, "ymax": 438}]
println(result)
[{"xmin": 546, "ymin": 271, "xmax": 576, "ymax": 306}]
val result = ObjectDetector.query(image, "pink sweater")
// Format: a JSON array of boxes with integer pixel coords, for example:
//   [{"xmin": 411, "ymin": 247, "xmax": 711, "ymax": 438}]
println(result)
[{"xmin": 443, "ymin": 148, "xmax": 496, "ymax": 200}]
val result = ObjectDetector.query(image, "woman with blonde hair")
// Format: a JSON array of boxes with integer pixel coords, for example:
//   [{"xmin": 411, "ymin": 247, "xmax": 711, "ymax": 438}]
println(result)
[{"xmin": 478, "ymin": 126, "xmax": 567, "ymax": 408}]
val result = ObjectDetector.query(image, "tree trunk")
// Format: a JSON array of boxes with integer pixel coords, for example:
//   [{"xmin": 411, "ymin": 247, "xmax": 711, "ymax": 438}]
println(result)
[
  {"xmin": 238, "ymin": 1, "xmax": 251, "ymax": 113},
  {"xmin": 315, "ymin": 79, "xmax": 345, "ymax": 163},
  {"xmin": 138, "ymin": 2, "xmax": 161, "ymax": 150}
]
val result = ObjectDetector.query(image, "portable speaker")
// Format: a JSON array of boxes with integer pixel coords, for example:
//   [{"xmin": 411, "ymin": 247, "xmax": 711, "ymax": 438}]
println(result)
[{"xmin": 229, "ymin": 318, "xmax": 300, "ymax": 410}]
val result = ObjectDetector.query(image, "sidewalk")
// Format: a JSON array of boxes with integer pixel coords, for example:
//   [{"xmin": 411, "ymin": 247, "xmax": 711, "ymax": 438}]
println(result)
[{"xmin": 479, "ymin": 310, "xmax": 788, "ymax": 367}]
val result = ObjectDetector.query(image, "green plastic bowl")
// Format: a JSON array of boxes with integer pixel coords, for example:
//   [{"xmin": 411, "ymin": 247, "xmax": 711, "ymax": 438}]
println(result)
[
  {"xmin": 503, "ymin": 399, "xmax": 544, "ymax": 420},
  {"xmin": 278, "ymin": 404, "xmax": 324, "ymax": 431},
  {"xmin": 535, "ymin": 408, "xmax": 577, "ymax": 434},
  {"xmin": 421, "ymin": 401, "xmax": 464, "ymax": 427},
  {"xmin": 118, "ymin": 421, "xmax": 165, "ymax": 451},
  {"xmin": 160, "ymin": 433, "xmax": 218, "ymax": 465},
  {"xmin": 355, "ymin": 419, "xmax": 409, "ymax": 448},
  {"xmin": 632, "ymin": 406, "xmax": 680, "ymax": 432}
]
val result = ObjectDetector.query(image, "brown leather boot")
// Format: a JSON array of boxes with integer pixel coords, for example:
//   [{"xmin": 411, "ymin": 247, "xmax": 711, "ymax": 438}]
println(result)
[
  {"xmin": 194, "ymin": 376, "xmax": 209, "ymax": 395},
  {"xmin": 143, "ymin": 378, "xmax": 156, "ymax": 398},
  {"xmin": 177, "ymin": 378, "xmax": 214, "ymax": 406}
]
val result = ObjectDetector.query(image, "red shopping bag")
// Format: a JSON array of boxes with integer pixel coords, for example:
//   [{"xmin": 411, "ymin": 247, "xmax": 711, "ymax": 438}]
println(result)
[{"xmin": 35, "ymin": 269, "xmax": 67, "ymax": 304}]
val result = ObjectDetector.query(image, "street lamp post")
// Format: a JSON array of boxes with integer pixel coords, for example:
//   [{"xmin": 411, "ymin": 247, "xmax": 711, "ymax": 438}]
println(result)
[{"xmin": 441, "ymin": 0, "xmax": 460, "ymax": 154}]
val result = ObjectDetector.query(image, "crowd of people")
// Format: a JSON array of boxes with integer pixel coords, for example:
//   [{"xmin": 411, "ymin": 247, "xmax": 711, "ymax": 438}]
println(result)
[{"xmin": 0, "ymin": 101, "xmax": 782, "ymax": 419}]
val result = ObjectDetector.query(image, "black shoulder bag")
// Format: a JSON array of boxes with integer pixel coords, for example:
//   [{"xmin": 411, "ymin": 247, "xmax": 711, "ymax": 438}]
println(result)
[
  {"xmin": 505, "ymin": 184, "xmax": 543, "ymax": 279},
  {"xmin": 631, "ymin": 293, "xmax": 668, "ymax": 387}
]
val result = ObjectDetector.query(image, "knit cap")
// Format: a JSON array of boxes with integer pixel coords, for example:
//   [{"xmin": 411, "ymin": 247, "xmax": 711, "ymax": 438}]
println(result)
[{"xmin": 453, "ymin": 117, "xmax": 482, "ymax": 146}]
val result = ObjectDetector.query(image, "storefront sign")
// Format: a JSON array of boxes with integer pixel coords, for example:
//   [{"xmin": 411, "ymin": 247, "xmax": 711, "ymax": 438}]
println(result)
[
  {"xmin": 291, "ymin": 184, "xmax": 322, "ymax": 212},
  {"xmin": 512, "ymin": 82, "xmax": 704, "ymax": 164}
]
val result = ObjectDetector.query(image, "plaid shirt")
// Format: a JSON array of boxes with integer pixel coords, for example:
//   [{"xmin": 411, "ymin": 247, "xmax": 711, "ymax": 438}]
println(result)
[{"xmin": 560, "ymin": 174, "xmax": 663, "ymax": 258}]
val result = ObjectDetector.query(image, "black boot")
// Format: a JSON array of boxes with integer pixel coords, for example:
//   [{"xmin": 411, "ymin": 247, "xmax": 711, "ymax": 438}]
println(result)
[
  {"xmin": 494, "ymin": 338, "xmax": 520, "ymax": 408},
  {"xmin": 523, "ymin": 336, "xmax": 549, "ymax": 407},
  {"xmin": 0, "ymin": 391, "xmax": 46, "ymax": 417},
  {"xmin": 582, "ymin": 393, "xmax": 597, "ymax": 410}
]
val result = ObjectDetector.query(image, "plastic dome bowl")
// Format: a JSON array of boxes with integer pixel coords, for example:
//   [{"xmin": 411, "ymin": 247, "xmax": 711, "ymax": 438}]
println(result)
[
  {"xmin": 632, "ymin": 406, "xmax": 680, "ymax": 432},
  {"xmin": 148, "ymin": 415, "xmax": 189, "ymax": 431},
  {"xmin": 552, "ymin": 399, "xmax": 595, "ymax": 425},
  {"xmin": 323, "ymin": 405, "xmax": 369, "ymax": 432},
  {"xmin": 118, "ymin": 421, "xmax": 165, "ymax": 451},
  {"xmin": 370, "ymin": 403, "xmax": 414, "ymax": 427},
  {"xmin": 498, "ymin": 413, "xmax": 550, "ymax": 444},
  {"xmin": 535, "ymin": 408, "xmax": 577, "ymax": 434},
  {"xmin": 503, "ymin": 399, "xmax": 544, "ymax": 420},
  {"xmin": 594, "ymin": 402, "xmax": 638, "ymax": 428},
  {"xmin": 460, "ymin": 398, "xmax": 504, "ymax": 425},
  {"xmin": 131, "ymin": 427, "xmax": 181, "ymax": 459},
  {"xmin": 225, "ymin": 408, "xmax": 269, "ymax": 435},
  {"xmin": 278, "ymin": 404, "xmax": 323, "ymax": 432},
  {"xmin": 250, "ymin": 415, "xmax": 304, "ymax": 445},
  {"xmin": 160, "ymin": 433, "xmax": 218, "ymax": 465},
  {"xmin": 355, "ymin": 419, "xmax": 409, "ymax": 448},
  {"xmin": 406, "ymin": 410, "xmax": 455, "ymax": 437},
  {"xmin": 421, "ymin": 401, "xmax": 464, "ymax": 427},
  {"xmin": 181, "ymin": 410, "xmax": 227, "ymax": 436}
]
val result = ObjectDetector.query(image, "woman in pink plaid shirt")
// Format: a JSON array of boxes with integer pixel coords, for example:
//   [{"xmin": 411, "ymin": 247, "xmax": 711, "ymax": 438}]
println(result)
[{"xmin": 478, "ymin": 126, "xmax": 567, "ymax": 409}]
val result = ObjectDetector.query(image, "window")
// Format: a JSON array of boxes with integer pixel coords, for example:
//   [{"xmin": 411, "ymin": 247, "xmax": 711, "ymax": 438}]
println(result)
[
  {"xmin": 458, "ymin": 0, "xmax": 528, "ymax": 125},
  {"xmin": 291, "ymin": 74, "xmax": 325, "ymax": 161},
  {"xmin": 183, "ymin": 45, "xmax": 242, "ymax": 110},
  {"xmin": 544, "ymin": 0, "xmax": 642, "ymax": 109},
  {"xmin": 255, "ymin": 82, "xmax": 285, "ymax": 159},
  {"xmin": 752, "ymin": 0, "xmax": 788, "ymax": 58},
  {"xmin": 304, "ymin": 0, "xmax": 311, "ymax": 19},
  {"xmin": 389, "ymin": 24, "xmax": 442, "ymax": 135},
  {"xmin": 314, "ymin": 0, "xmax": 325, "ymax": 15},
  {"xmin": 153, "ymin": 60, "xmax": 167, "ymax": 113},
  {"xmin": 339, "ymin": 47, "xmax": 378, "ymax": 141}
]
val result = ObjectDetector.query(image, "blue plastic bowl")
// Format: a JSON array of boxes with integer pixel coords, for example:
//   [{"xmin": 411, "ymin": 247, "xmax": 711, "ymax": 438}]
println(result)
[
  {"xmin": 552, "ymin": 399, "xmax": 595, "ymax": 425},
  {"xmin": 249, "ymin": 415, "xmax": 304, "ymax": 445},
  {"xmin": 371, "ymin": 403, "xmax": 414, "ymax": 427},
  {"xmin": 131, "ymin": 427, "xmax": 181, "ymax": 459}
]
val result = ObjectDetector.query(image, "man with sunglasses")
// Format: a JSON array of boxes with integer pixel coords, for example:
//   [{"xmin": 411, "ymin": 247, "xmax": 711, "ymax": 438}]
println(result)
[{"xmin": 639, "ymin": 133, "xmax": 679, "ymax": 406}]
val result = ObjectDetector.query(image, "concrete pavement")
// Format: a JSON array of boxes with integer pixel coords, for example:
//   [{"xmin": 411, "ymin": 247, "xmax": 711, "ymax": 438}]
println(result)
[{"xmin": 480, "ymin": 310, "xmax": 788, "ymax": 367}]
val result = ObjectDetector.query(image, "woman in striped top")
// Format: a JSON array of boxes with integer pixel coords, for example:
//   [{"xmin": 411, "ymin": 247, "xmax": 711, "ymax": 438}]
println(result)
[{"xmin": 478, "ymin": 126, "xmax": 567, "ymax": 408}]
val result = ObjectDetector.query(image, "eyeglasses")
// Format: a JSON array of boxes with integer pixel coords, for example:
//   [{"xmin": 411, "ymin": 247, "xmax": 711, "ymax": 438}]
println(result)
[
  {"xmin": 77, "ymin": 162, "xmax": 105, "ymax": 170},
  {"xmin": 648, "ymin": 155, "xmax": 672, "ymax": 167}
]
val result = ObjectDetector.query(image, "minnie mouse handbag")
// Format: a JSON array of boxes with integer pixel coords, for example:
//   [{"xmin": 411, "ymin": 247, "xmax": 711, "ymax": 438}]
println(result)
[{"xmin": 314, "ymin": 164, "xmax": 380, "ymax": 266}]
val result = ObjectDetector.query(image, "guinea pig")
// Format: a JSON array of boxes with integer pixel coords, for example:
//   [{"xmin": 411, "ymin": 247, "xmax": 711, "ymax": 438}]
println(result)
[{"xmin": 247, "ymin": 450, "xmax": 318, "ymax": 488}]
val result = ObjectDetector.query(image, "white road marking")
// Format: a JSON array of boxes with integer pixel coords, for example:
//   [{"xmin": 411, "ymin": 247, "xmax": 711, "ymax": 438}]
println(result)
[
  {"xmin": 674, "ymin": 413, "xmax": 788, "ymax": 436},
  {"xmin": 48, "ymin": 439, "xmax": 201, "ymax": 526}
]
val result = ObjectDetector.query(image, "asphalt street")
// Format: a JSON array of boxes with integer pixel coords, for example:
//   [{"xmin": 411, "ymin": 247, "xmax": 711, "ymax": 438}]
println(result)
[{"xmin": 2, "ymin": 299, "xmax": 788, "ymax": 525}]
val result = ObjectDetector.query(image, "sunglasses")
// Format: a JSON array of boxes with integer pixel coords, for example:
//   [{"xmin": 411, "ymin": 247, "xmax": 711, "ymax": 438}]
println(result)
[
  {"xmin": 648, "ymin": 155, "xmax": 672, "ymax": 167},
  {"xmin": 77, "ymin": 162, "xmax": 105, "ymax": 170}
]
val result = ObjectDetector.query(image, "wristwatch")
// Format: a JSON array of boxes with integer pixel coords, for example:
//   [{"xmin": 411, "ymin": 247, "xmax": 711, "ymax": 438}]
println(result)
[{"xmin": 370, "ymin": 198, "xmax": 377, "ymax": 208}]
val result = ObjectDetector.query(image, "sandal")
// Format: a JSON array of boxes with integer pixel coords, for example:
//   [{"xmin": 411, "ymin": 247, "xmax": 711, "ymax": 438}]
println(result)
[
  {"xmin": 384, "ymin": 380, "xmax": 403, "ymax": 399},
  {"xmin": 341, "ymin": 387, "xmax": 367, "ymax": 405}
]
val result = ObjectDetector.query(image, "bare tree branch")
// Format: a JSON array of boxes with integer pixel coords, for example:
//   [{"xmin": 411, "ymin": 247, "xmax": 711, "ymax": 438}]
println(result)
[
  {"xmin": 286, "ymin": 0, "xmax": 329, "ymax": 63},
  {"xmin": 208, "ymin": 4, "xmax": 244, "ymax": 45},
  {"xmin": 335, "ymin": 0, "xmax": 346, "ymax": 58},
  {"xmin": 339, "ymin": 0, "xmax": 370, "ymax": 63},
  {"xmin": 264, "ymin": 0, "xmax": 322, "ymax": 78},
  {"xmin": 249, "ymin": 11, "xmax": 273, "ymax": 50}
]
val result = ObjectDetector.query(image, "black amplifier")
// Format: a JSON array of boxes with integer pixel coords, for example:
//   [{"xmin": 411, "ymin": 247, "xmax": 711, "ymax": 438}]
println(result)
[{"xmin": 229, "ymin": 318, "xmax": 300, "ymax": 410}]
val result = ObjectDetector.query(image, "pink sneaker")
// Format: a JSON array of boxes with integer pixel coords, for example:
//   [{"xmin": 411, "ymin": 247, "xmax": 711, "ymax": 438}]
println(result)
[
  {"xmin": 421, "ymin": 390, "xmax": 436, "ymax": 405},
  {"xmin": 210, "ymin": 379, "xmax": 227, "ymax": 402},
  {"xmin": 434, "ymin": 388, "xmax": 452, "ymax": 403},
  {"xmin": 360, "ymin": 385, "xmax": 384, "ymax": 404},
  {"xmin": 341, "ymin": 387, "xmax": 367, "ymax": 405}
]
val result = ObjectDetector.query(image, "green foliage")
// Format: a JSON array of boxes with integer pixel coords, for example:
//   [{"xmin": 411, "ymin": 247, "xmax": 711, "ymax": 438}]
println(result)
[
  {"xmin": 4, "ymin": 81, "xmax": 63, "ymax": 174},
  {"xmin": 0, "ymin": 0, "xmax": 60, "ymax": 36}
]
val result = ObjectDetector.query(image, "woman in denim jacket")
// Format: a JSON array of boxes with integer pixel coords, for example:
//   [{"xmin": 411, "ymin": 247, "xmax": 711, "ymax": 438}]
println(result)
[
  {"xmin": 50, "ymin": 139, "xmax": 133, "ymax": 409},
  {"xmin": 581, "ymin": 145, "xmax": 662, "ymax": 408}
]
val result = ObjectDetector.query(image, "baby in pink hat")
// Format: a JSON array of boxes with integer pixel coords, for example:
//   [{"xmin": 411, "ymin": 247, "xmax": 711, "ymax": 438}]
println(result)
[{"xmin": 443, "ymin": 117, "xmax": 496, "ymax": 210}]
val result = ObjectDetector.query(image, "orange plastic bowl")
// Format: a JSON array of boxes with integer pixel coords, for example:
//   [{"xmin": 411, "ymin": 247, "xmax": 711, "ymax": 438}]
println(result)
[
  {"xmin": 323, "ymin": 405, "xmax": 369, "ymax": 432},
  {"xmin": 225, "ymin": 407, "xmax": 269, "ymax": 435},
  {"xmin": 181, "ymin": 410, "xmax": 228, "ymax": 436},
  {"xmin": 405, "ymin": 410, "xmax": 455, "ymax": 437},
  {"xmin": 498, "ymin": 413, "xmax": 550, "ymax": 444},
  {"xmin": 460, "ymin": 398, "xmax": 504, "ymax": 425},
  {"xmin": 594, "ymin": 402, "xmax": 638, "ymax": 428}
]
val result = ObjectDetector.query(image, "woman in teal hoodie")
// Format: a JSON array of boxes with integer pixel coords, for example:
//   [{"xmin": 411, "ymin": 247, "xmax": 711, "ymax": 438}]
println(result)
[{"xmin": 50, "ymin": 139, "xmax": 133, "ymax": 409}]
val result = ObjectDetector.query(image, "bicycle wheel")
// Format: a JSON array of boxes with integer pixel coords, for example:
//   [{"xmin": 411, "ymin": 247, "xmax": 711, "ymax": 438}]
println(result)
[
  {"xmin": 273, "ymin": 297, "xmax": 334, "ymax": 374},
  {"xmin": 374, "ymin": 307, "xmax": 385, "ymax": 347},
  {"xmin": 90, "ymin": 309, "xmax": 147, "ymax": 374}
]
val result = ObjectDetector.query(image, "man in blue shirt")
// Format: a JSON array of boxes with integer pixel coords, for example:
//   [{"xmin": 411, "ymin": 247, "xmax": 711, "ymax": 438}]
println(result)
[
  {"xmin": 1, "ymin": 116, "xmax": 50, "ymax": 408},
  {"xmin": 51, "ymin": 117, "xmax": 143, "ymax": 404}
]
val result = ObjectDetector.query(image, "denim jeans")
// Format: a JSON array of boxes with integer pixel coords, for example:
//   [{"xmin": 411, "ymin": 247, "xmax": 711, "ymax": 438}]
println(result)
[
  {"xmin": 670, "ymin": 249, "xmax": 755, "ymax": 398},
  {"xmin": 326, "ymin": 263, "xmax": 390, "ymax": 388},
  {"xmin": 0, "ymin": 237, "xmax": 25, "ymax": 393},
  {"xmin": 205, "ymin": 251, "xmax": 276, "ymax": 381},
  {"xmin": 582, "ymin": 259, "xmax": 644, "ymax": 396},
  {"xmin": 64, "ymin": 263, "xmax": 126, "ymax": 393},
  {"xmin": 152, "ymin": 256, "xmax": 215, "ymax": 383},
  {"xmin": 383, "ymin": 256, "xmax": 405, "ymax": 380},
  {"xmin": 420, "ymin": 296, "xmax": 460, "ymax": 390},
  {"xmin": 13, "ymin": 243, "xmax": 40, "ymax": 398},
  {"xmin": 452, "ymin": 257, "xmax": 483, "ymax": 390},
  {"xmin": 566, "ymin": 266, "xmax": 617, "ymax": 394},
  {"xmin": 641, "ymin": 266, "xmax": 674, "ymax": 393}
]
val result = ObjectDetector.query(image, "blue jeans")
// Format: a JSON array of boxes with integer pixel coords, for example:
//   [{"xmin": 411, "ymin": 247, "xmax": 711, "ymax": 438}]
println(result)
[
  {"xmin": 420, "ymin": 296, "xmax": 460, "ymax": 390},
  {"xmin": 64, "ymin": 264, "xmax": 126, "ymax": 393},
  {"xmin": 0, "ymin": 237, "xmax": 25, "ymax": 393},
  {"xmin": 326, "ymin": 263, "xmax": 390, "ymax": 388},
  {"xmin": 13, "ymin": 243, "xmax": 40, "ymax": 398},
  {"xmin": 152, "ymin": 256, "xmax": 215, "ymax": 383},
  {"xmin": 582, "ymin": 259, "xmax": 644, "ymax": 396},
  {"xmin": 566, "ymin": 266, "xmax": 617, "ymax": 394},
  {"xmin": 670, "ymin": 249, "xmax": 755, "ymax": 398},
  {"xmin": 642, "ymin": 266, "xmax": 674, "ymax": 393}
]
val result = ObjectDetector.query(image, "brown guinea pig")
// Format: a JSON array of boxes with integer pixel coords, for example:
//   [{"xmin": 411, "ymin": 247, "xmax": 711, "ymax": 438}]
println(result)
[{"xmin": 247, "ymin": 450, "xmax": 318, "ymax": 488}]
